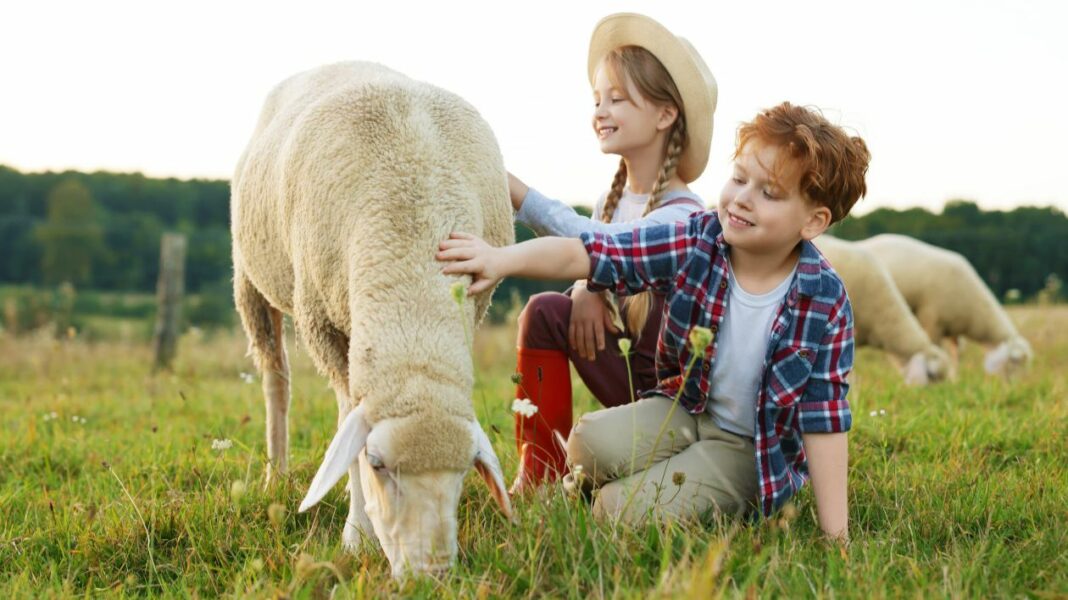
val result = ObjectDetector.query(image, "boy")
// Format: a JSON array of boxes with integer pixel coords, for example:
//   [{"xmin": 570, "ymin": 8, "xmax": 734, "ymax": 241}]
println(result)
[{"xmin": 438, "ymin": 102, "xmax": 870, "ymax": 540}]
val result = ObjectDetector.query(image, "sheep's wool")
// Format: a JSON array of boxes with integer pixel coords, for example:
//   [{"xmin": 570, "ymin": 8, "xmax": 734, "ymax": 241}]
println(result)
[{"xmin": 231, "ymin": 61, "xmax": 514, "ymax": 474}]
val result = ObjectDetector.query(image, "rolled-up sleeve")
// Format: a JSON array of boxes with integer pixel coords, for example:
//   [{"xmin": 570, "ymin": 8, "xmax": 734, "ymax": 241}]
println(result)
[
  {"xmin": 580, "ymin": 213, "xmax": 706, "ymax": 296},
  {"xmin": 797, "ymin": 298, "xmax": 854, "ymax": 433}
]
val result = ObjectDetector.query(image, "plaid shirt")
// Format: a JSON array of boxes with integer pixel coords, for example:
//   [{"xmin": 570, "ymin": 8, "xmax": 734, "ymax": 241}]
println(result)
[{"xmin": 581, "ymin": 210, "xmax": 854, "ymax": 517}]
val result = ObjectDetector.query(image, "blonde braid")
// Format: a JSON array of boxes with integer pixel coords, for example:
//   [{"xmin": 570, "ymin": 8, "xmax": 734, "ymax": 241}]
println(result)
[
  {"xmin": 623, "ymin": 120, "xmax": 687, "ymax": 339},
  {"xmin": 645, "ymin": 119, "xmax": 686, "ymax": 214},
  {"xmin": 601, "ymin": 158, "xmax": 628, "ymax": 223}
]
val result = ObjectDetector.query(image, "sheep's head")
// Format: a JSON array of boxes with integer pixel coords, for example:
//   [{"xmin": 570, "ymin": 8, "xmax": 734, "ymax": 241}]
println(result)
[
  {"xmin": 297, "ymin": 404, "xmax": 512, "ymax": 578},
  {"xmin": 902, "ymin": 346, "xmax": 951, "ymax": 386},
  {"xmin": 984, "ymin": 336, "xmax": 1033, "ymax": 378}
]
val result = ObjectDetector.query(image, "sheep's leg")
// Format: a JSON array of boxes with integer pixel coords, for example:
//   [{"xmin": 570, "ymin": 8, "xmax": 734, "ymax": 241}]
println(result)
[
  {"xmin": 334, "ymin": 386, "xmax": 376, "ymax": 551},
  {"xmin": 234, "ymin": 271, "xmax": 291, "ymax": 486}
]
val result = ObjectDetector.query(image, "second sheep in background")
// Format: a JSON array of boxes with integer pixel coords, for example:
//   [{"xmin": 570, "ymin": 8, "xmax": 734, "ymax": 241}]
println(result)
[{"xmin": 858, "ymin": 233, "xmax": 1032, "ymax": 378}]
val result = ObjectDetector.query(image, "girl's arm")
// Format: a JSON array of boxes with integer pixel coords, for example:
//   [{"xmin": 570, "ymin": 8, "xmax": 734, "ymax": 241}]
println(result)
[
  {"xmin": 438, "ymin": 233, "xmax": 589, "ymax": 294},
  {"xmin": 802, "ymin": 431, "xmax": 849, "ymax": 541},
  {"xmin": 512, "ymin": 175, "xmax": 702, "ymax": 238}
]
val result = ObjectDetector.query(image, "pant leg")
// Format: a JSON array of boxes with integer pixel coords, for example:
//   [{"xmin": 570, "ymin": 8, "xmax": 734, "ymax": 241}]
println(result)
[
  {"xmin": 592, "ymin": 415, "xmax": 758, "ymax": 524},
  {"xmin": 517, "ymin": 290, "xmax": 661, "ymax": 408},
  {"xmin": 566, "ymin": 395, "xmax": 697, "ymax": 486}
]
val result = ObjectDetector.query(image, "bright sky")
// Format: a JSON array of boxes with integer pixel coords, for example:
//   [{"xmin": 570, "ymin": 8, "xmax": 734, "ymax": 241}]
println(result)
[{"xmin": 3, "ymin": 0, "xmax": 1066, "ymax": 214}]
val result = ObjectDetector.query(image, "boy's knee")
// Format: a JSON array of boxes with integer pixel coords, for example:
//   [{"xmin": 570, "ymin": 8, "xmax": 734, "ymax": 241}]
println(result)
[{"xmin": 566, "ymin": 411, "xmax": 623, "ymax": 483}]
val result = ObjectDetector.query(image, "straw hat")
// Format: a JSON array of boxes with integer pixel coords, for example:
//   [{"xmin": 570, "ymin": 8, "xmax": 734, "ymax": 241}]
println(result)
[{"xmin": 588, "ymin": 13, "xmax": 717, "ymax": 183}]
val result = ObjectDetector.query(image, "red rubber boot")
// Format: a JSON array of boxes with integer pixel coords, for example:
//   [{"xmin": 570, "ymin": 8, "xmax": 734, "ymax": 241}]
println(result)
[{"xmin": 510, "ymin": 347, "xmax": 573, "ymax": 494}]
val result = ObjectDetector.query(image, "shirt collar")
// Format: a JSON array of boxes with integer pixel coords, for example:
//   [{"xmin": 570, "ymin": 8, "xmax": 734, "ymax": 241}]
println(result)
[{"xmin": 795, "ymin": 240, "xmax": 824, "ymax": 297}]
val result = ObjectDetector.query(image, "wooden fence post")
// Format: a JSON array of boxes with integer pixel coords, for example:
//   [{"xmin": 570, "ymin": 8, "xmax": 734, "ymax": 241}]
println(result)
[{"xmin": 153, "ymin": 233, "xmax": 186, "ymax": 371}]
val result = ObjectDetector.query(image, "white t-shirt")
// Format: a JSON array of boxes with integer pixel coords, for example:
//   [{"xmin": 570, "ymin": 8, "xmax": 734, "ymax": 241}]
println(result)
[
  {"xmin": 592, "ymin": 188, "xmax": 652, "ymax": 223},
  {"xmin": 708, "ymin": 260, "xmax": 796, "ymax": 437}
]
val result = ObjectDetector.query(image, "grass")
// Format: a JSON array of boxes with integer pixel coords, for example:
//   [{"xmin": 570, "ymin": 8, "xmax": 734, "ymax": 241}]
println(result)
[{"xmin": 1, "ymin": 306, "xmax": 1066, "ymax": 597}]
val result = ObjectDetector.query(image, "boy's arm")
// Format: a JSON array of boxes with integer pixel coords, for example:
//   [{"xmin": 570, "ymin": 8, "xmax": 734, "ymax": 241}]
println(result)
[
  {"xmin": 802, "ymin": 431, "xmax": 848, "ymax": 541},
  {"xmin": 438, "ymin": 233, "xmax": 589, "ymax": 294},
  {"xmin": 797, "ymin": 297, "xmax": 854, "ymax": 542},
  {"xmin": 582, "ymin": 212, "xmax": 709, "ymax": 296}
]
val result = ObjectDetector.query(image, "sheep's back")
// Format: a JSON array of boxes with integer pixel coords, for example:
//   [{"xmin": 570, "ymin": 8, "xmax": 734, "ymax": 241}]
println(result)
[
  {"xmin": 232, "ymin": 61, "xmax": 511, "ymax": 331},
  {"xmin": 859, "ymin": 234, "xmax": 1012, "ymax": 340}
]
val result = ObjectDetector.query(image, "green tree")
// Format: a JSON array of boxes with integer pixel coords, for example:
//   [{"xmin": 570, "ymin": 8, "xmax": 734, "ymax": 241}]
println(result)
[{"xmin": 33, "ymin": 179, "xmax": 104, "ymax": 285}]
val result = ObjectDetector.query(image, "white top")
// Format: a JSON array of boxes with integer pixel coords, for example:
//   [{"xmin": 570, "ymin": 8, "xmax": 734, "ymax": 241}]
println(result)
[
  {"xmin": 591, "ymin": 188, "xmax": 656, "ymax": 223},
  {"xmin": 708, "ymin": 260, "xmax": 796, "ymax": 437}
]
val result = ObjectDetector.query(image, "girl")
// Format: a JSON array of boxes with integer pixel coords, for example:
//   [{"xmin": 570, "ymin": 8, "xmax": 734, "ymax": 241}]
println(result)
[{"xmin": 507, "ymin": 13, "xmax": 717, "ymax": 493}]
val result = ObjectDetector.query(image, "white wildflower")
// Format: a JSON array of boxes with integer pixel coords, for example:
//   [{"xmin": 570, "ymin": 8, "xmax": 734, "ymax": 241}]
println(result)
[
  {"xmin": 511, "ymin": 398, "xmax": 538, "ymax": 418},
  {"xmin": 879, "ymin": 409, "xmax": 887, "ymax": 416},
  {"xmin": 212, "ymin": 439, "xmax": 233, "ymax": 451},
  {"xmin": 239, "ymin": 372, "xmax": 256, "ymax": 384},
  {"xmin": 869, "ymin": 410, "xmax": 878, "ymax": 417}
]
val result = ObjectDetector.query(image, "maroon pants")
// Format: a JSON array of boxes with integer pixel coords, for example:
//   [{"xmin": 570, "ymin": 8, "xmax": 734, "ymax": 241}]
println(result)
[{"xmin": 516, "ymin": 290, "xmax": 664, "ymax": 408}]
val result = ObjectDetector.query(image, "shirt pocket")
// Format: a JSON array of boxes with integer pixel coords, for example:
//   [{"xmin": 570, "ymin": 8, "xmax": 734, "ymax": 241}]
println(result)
[{"xmin": 766, "ymin": 346, "xmax": 816, "ymax": 407}]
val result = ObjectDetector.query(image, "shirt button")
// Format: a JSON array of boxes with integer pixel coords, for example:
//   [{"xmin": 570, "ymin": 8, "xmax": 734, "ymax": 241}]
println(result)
[
  {"xmin": 710, "ymin": 325, "xmax": 718, "ymax": 334},
  {"xmin": 798, "ymin": 349, "xmax": 810, "ymax": 359},
  {"xmin": 719, "ymin": 280, "xmax": 728, "ymax": 289}
]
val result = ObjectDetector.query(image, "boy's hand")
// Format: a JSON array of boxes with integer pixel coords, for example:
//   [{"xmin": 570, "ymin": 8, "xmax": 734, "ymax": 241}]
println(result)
[{"xmin": 437, "ymin": 232, "xmax": 506, "ymax": 295}]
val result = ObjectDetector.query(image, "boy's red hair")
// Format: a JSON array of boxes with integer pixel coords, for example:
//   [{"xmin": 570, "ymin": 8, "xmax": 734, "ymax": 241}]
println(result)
[{"xmin": 736, "ymin": 102, "xmax": 870, "ymax": 223}]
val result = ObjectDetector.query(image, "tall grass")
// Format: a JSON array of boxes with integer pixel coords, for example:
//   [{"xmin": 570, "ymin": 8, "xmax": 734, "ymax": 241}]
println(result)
[{"xmin": 1, "ymin": 306, "xmax": 1065, "ymax": 597}]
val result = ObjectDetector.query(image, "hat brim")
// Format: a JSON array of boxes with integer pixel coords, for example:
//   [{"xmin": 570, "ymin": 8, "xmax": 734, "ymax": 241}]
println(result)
[{"xmin": 588, "ymin": 13, "xmax": 717, "ymax": 183}]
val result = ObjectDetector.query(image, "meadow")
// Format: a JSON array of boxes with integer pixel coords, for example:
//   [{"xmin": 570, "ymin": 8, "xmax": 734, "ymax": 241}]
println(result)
[{"xmin": 1, "ymin": 305, "xmax": 1065, "ymax": 598}]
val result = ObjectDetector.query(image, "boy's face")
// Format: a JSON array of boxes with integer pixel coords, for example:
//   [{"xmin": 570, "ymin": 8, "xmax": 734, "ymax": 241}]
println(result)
[{"xmin": 718, "ymin": 141, "xmax": 831, "ymax": 255}]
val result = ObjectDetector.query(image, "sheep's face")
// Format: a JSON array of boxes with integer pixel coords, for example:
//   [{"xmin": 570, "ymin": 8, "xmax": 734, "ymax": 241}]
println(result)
[
  {"xmin": 984, "ymin": 337, "xmax": 1033, "ymax": 377},
  {"xmin": 298, "ymin": 405, "xmax": 512, "ymax": 579},
  {"xmin": 903, "ymin": 347, "xmax": 950, "ymax": 386},
  {"xmin": 360, "ymin": 416, "xmax": 470, "ymax": 577}
]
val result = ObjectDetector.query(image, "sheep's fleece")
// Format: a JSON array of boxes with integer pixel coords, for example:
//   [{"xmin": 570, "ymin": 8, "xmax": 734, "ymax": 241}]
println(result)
[{"xmin": 230, "ymin": 61, "xmax": 514, "ymax": 574}]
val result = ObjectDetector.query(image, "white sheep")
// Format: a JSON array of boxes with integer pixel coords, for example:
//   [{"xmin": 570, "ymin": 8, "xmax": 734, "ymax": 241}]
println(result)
[
  {"xmin": 230, "ymin": 61, "xmax": 514, "ymax": 577},
  {"xmin": 814, "ymin": 235, "xmax": 950, "ymax": 385},
  {"xmin": 857, "ymin": 233, "xmax": 1032, "ymax": 377}
]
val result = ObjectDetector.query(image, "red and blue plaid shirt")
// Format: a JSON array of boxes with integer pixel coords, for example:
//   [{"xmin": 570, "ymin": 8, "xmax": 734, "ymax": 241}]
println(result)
[{"xmin": 581, "ymin": 210, "xmax": 854, "ymax": 517}]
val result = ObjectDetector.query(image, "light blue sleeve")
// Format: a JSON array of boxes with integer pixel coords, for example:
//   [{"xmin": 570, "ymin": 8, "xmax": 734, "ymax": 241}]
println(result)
[{"xmin": 515, "ymin": 187, "xmax": 701, "ymax": 238}]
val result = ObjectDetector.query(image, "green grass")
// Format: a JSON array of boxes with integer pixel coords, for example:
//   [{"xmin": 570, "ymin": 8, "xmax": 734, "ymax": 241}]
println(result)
[{"xmin": 1, "ymin": 306, "xmax": 1066, "ymax": 597}]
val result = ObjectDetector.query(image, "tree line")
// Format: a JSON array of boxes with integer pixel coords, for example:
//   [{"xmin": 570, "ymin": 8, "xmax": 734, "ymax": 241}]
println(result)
[{"xmin": 0, "ymin": 164, "xmax": 1064, "ymax": 314}]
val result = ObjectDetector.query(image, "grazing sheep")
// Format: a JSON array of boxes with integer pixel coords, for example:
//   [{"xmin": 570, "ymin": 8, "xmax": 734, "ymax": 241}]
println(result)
[
  {"xmin": 857, "ymin": 234, "xmax": 1033, "ymax": 377},
  {"xmin": 814, "ymin": 235, "xmax": 950, "ymax": 385},
  {"xmin": 230, "ymin": 61, "xmax": 514, "ymax": 577}
]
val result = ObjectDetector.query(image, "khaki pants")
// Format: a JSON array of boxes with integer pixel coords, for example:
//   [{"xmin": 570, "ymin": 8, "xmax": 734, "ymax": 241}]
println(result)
[{"xmin": 565, "ymin": 395, "xmax": 759, "ymax": 524}]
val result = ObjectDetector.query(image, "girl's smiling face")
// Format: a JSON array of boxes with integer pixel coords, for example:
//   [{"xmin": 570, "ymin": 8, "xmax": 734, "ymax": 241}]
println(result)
[
  {"xmin": 718, "ymin": 141, "xmax": 830, "ymax": 254},
  {"xmin": 590, "ymin": 61, "xmax": 676, "ymax": 158}
]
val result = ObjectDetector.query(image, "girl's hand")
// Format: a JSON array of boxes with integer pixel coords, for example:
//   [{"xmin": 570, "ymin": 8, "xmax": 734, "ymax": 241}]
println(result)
[
  {"xmin": 437, "ymin": 232, "xmax": 506, "ymax": 294},
  {"xmin": 569, "ymin": 282, "xmax": 619, "ymax": 361},
  {"xmin": 507, "ymin": 173, "xmax": 529, "ymax": 212}
]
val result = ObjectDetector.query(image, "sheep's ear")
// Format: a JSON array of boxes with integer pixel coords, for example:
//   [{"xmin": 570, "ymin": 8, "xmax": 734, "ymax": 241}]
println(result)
[
  {"xmin": 469, "ymin": 420, "xmax": 514, "ymax": 521},
  {"xmin": 299, "ymin": 404, "xmax": 370, "ymax": 513},
  {"xmin": 903, "ymin": 353, "xmax": 930, "ymax": 386}
]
